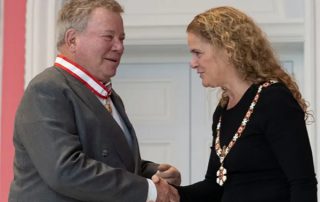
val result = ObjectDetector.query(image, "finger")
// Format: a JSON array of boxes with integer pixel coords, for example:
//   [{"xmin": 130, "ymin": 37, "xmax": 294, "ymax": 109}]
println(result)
[
  {"xmin": 151, "ymin": 175, "xmax": 161, "ymax": 184},
  {"xmin": 163, "ymin": 177, "xmax": 179, "ymax": 185},
  {"xmin": 157, "ymin": 166, "xmax": 178, "ymax": 177},
  {"xmin": 157, "ymin": 173, "xmax": 181, "ymax": 186},
  {"xmin": 158, "ymin": 164, "xmax": 171, "ymax": 172},
  {"xmin": 157, "ymin": 169, "xmax": 179, "ymax": 180},
  {"xmin": 169, "ymin": 186, "xmax": 180, "ymax": 202},
  {"xmin": 156, "ymin": 170, "xmax": 173, "ymax": 179}
]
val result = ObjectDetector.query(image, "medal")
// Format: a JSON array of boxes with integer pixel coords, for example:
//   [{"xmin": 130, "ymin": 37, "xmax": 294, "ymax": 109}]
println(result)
[
  {"xmin": 105, "ymin": 102, "xmax": 112, "ymax": 113},
  {"xmin": 216, "ymin": 165, "xmax": 227, "ymax": 186}
]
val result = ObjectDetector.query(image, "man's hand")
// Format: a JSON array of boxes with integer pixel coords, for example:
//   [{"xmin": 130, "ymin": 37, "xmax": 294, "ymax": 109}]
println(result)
[
  {"xmin": 152, "ymin": 175, "xmax": 180, "ymax": 202},
  {"xmin": 156, "ymin": 164, "xmax": 181, "ymax": 186}
]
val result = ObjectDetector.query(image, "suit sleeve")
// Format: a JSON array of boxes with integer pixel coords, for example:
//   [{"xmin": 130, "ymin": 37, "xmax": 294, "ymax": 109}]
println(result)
[
  {"xmin": 262, "ymin": 85, "xmax": 317, "ymax": 202},
  {"xmin": 15, "ymin": 78, "xmax": 149, "ymax": 202},
  {"xmin": 141, "ymin": 160, "xmax": 159, "ymax": 178}
]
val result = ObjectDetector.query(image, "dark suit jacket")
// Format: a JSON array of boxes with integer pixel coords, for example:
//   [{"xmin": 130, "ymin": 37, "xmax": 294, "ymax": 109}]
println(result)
[{"xmin": 9, "ymin": 66, "xmax": 158, "ymax": 202}]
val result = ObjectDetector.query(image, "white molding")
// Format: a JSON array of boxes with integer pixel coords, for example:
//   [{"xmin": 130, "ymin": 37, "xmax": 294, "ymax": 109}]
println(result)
[
  {"xmin": 314, "ymin": 0, "xmax": 320, "ymax": 198},
  {"xmin": 315, "ymin": 0, "xmax": 320, "ymax": 146},
  {"xmin": 25, "ymin": 0, "xmax": 63, "ymax": 87},
  {"xmin": 119, "ymin": 0, "xmax": 303, "ymax": 26},
  {"xmin": 304, "ymin": 1, "xmax": 318, "ymax": 193},
  {"xmin": 112, "ymin": 79, "xmax": 173, "ymax": 121},
  {"xmin": 121, "ymin": 44, "xmax": 189, "ymax": 64},
  {"xmin": 261, "ymin": 22, "xmax": 304, "ymax": 43},
  {"xmin": 122, "ymin": 42, "xmax": 304, "ymax": 66},
  {"xmin": 124, "ymin": 21, "xmax": 304, "ymax": 45}
]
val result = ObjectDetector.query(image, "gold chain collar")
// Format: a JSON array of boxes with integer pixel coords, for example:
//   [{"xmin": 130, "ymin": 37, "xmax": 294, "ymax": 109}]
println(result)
[{"xmin": 215, "ymin": 80, "xmax": 277, "ymax": 186}]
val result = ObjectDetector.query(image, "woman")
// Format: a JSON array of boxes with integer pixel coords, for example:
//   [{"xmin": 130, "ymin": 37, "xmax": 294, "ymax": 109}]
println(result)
[{"xmin": 177, "ymin": 6, "xmax": 317, "ymax": 202}]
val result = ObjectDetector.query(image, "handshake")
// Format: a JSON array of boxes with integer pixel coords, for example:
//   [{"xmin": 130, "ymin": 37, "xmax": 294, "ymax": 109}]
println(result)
[{"xmin": 150, "ymin": 164, "xmax": 181, "ymax": 202}]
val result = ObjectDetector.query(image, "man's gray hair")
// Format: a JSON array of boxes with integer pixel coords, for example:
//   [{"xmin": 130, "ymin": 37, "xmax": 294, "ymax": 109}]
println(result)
[{"xmin": 56, "ymin": 0, "xmax": 123, "ymax": 49}]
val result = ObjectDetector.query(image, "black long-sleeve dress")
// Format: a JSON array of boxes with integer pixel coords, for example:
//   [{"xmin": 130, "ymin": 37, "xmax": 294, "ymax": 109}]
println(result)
[{"xmin": 178, "ymin": 82, "xmax": 317, "ymax": 202}]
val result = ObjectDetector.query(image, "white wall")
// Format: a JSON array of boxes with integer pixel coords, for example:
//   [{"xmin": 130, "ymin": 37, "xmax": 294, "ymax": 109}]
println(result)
[
  {"xmin": 314, "ymin": 0, "xmax": 320, "ymax": 192},
  {"xmin": 304, "ymin": 0, "xmax": 318, "ymax": 175}
]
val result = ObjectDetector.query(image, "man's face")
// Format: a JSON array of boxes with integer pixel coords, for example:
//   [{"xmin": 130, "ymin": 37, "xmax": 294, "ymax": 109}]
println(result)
[{"xmin": 73, "ymin": 7, "xmax": 125, "ymax": 83}]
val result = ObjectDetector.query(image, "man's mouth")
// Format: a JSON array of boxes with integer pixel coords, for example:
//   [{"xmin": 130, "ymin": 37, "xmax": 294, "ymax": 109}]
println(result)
[{"xmin": 105, "ymin": 58, "xmax": 118, "ymax": 63}]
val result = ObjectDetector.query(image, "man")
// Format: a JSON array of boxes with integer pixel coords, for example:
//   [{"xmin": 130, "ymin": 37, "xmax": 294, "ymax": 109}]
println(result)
[{"xmin": 9, "ymin": 0, "xmax": 180, "ymax": 201}]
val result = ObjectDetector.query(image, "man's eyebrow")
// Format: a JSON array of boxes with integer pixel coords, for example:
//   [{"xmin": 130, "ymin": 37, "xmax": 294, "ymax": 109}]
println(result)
[
  {"xmin": 101, "ymin": 30, "xmax": 115, "ymax": 34},
  {"xmin": 101, "ymin": 30, "xmax": 125, "ymax": 37}
]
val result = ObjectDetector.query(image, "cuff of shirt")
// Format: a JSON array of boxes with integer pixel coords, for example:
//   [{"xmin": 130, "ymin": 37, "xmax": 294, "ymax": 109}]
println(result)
[{"xmin": 146, "ymin": 179, "xmax": 157, "ymax": 202}]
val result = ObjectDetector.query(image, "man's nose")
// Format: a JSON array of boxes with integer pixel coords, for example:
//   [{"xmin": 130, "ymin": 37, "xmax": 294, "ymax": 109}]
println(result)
[{"xmin": 112, "ymin": 39, "xmax": 124, "ymax": 52}]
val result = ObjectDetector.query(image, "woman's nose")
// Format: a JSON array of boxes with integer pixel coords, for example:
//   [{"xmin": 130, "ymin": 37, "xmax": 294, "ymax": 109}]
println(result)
[{"xmin": 189, "ymin": 60, "xmax": 198, "ymax": 69}]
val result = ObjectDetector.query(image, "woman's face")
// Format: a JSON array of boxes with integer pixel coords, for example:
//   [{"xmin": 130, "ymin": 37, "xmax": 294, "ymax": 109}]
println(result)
[{"xmin": 187, "ymin": 32, "xmax": 232, "ymax": 88}]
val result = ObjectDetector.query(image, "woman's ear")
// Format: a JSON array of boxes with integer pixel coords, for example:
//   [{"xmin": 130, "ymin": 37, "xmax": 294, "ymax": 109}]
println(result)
[
  {"xmin": 225, "ymin": 48, "xmax": 231, "ymax": 57},
  {"xmin": 64, "ymin": 28, "xmax": 77, "ymax": 52},
  {"xmin": 225, "ymin": 48, "xmax": 232, "ymax": 63}
]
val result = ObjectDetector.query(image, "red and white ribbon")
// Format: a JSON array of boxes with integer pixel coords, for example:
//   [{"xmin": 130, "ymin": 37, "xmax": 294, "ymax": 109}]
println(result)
[{"xmin": 54, "ymin": 55, "xmax": 111, "ymax": 99}]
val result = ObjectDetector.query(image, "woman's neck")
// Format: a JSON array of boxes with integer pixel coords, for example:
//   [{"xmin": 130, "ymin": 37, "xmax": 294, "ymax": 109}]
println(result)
[{"xmin": 223, "ymin": 80, "xmax": 252, "ymax": 109}]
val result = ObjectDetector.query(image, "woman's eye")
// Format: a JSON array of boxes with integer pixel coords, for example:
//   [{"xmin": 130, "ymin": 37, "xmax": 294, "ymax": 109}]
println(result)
[{"xmin": 192, "ymin": 51, "xmax": 201, "ymax": 57}]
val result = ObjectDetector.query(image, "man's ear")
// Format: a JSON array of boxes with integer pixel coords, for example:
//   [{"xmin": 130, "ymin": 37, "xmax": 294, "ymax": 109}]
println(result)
[{"xmin": 64, "ymin": 28, "xmax": 78, "ymax": 52}]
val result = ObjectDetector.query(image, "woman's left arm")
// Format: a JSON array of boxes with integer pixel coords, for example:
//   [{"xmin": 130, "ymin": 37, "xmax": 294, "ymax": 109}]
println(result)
[{"xmin": 263, "ymin": 85, "xmax": 317, "ymax": 202}]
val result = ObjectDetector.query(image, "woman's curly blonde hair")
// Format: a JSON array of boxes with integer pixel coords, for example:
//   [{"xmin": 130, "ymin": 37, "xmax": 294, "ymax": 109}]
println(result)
[{"xmin": 187, "ymin": 6, "xmax": 310, "ymax": 120}]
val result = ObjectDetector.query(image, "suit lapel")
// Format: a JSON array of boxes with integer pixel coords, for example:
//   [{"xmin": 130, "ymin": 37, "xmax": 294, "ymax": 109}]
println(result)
[
  {"xmin": 110, "ymin": 91, "xmax": 141, "ymax": 171},
  {"xmin": 56, "ymin": 67, "xmax": 136, "ymax": 172}
]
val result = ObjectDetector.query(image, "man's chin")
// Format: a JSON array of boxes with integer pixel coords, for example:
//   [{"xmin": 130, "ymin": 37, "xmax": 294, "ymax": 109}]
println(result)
[
  {"xmin": 98, "ymin": 72, "xmax": 116, "ymax": 83},
  {"xmin": 107, "ymin": 72, "xmax": 117, "ymax": 80}
]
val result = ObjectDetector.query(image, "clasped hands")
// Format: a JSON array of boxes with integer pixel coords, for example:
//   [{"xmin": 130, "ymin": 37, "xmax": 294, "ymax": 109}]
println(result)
[{"xmin": 152, "ymin": 164, "xmax": 181, "ymax": 202}]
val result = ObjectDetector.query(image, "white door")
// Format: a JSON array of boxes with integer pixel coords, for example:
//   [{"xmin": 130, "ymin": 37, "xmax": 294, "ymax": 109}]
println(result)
[
  {"xmin": 190, "ymin": 71, "xmax": 220, "ymax": 183},
  {"xmin": 112, "ymin": 63, "xmax": 191, "ymax": 185}
]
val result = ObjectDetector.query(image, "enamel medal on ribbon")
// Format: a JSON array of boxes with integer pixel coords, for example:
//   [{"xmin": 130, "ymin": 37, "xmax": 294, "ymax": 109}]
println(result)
[
  {"xmin": 104, "ymin": 99, "xmax": 112, "ymax": 113},
  {"xmin": 216, "ymin": 164, "xmax": 227, "ymax": 186}
]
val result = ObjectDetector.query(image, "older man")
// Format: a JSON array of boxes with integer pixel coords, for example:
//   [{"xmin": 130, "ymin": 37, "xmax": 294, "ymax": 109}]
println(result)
[{"xmin": 9, "ymin": 0, "xmax": 180, "ymax": 201}]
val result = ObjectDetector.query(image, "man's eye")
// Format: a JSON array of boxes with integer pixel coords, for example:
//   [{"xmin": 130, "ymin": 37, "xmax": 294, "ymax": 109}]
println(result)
[{"xmin": 103, "ymin": 35, "xmax": 114, "ymax": 40}]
